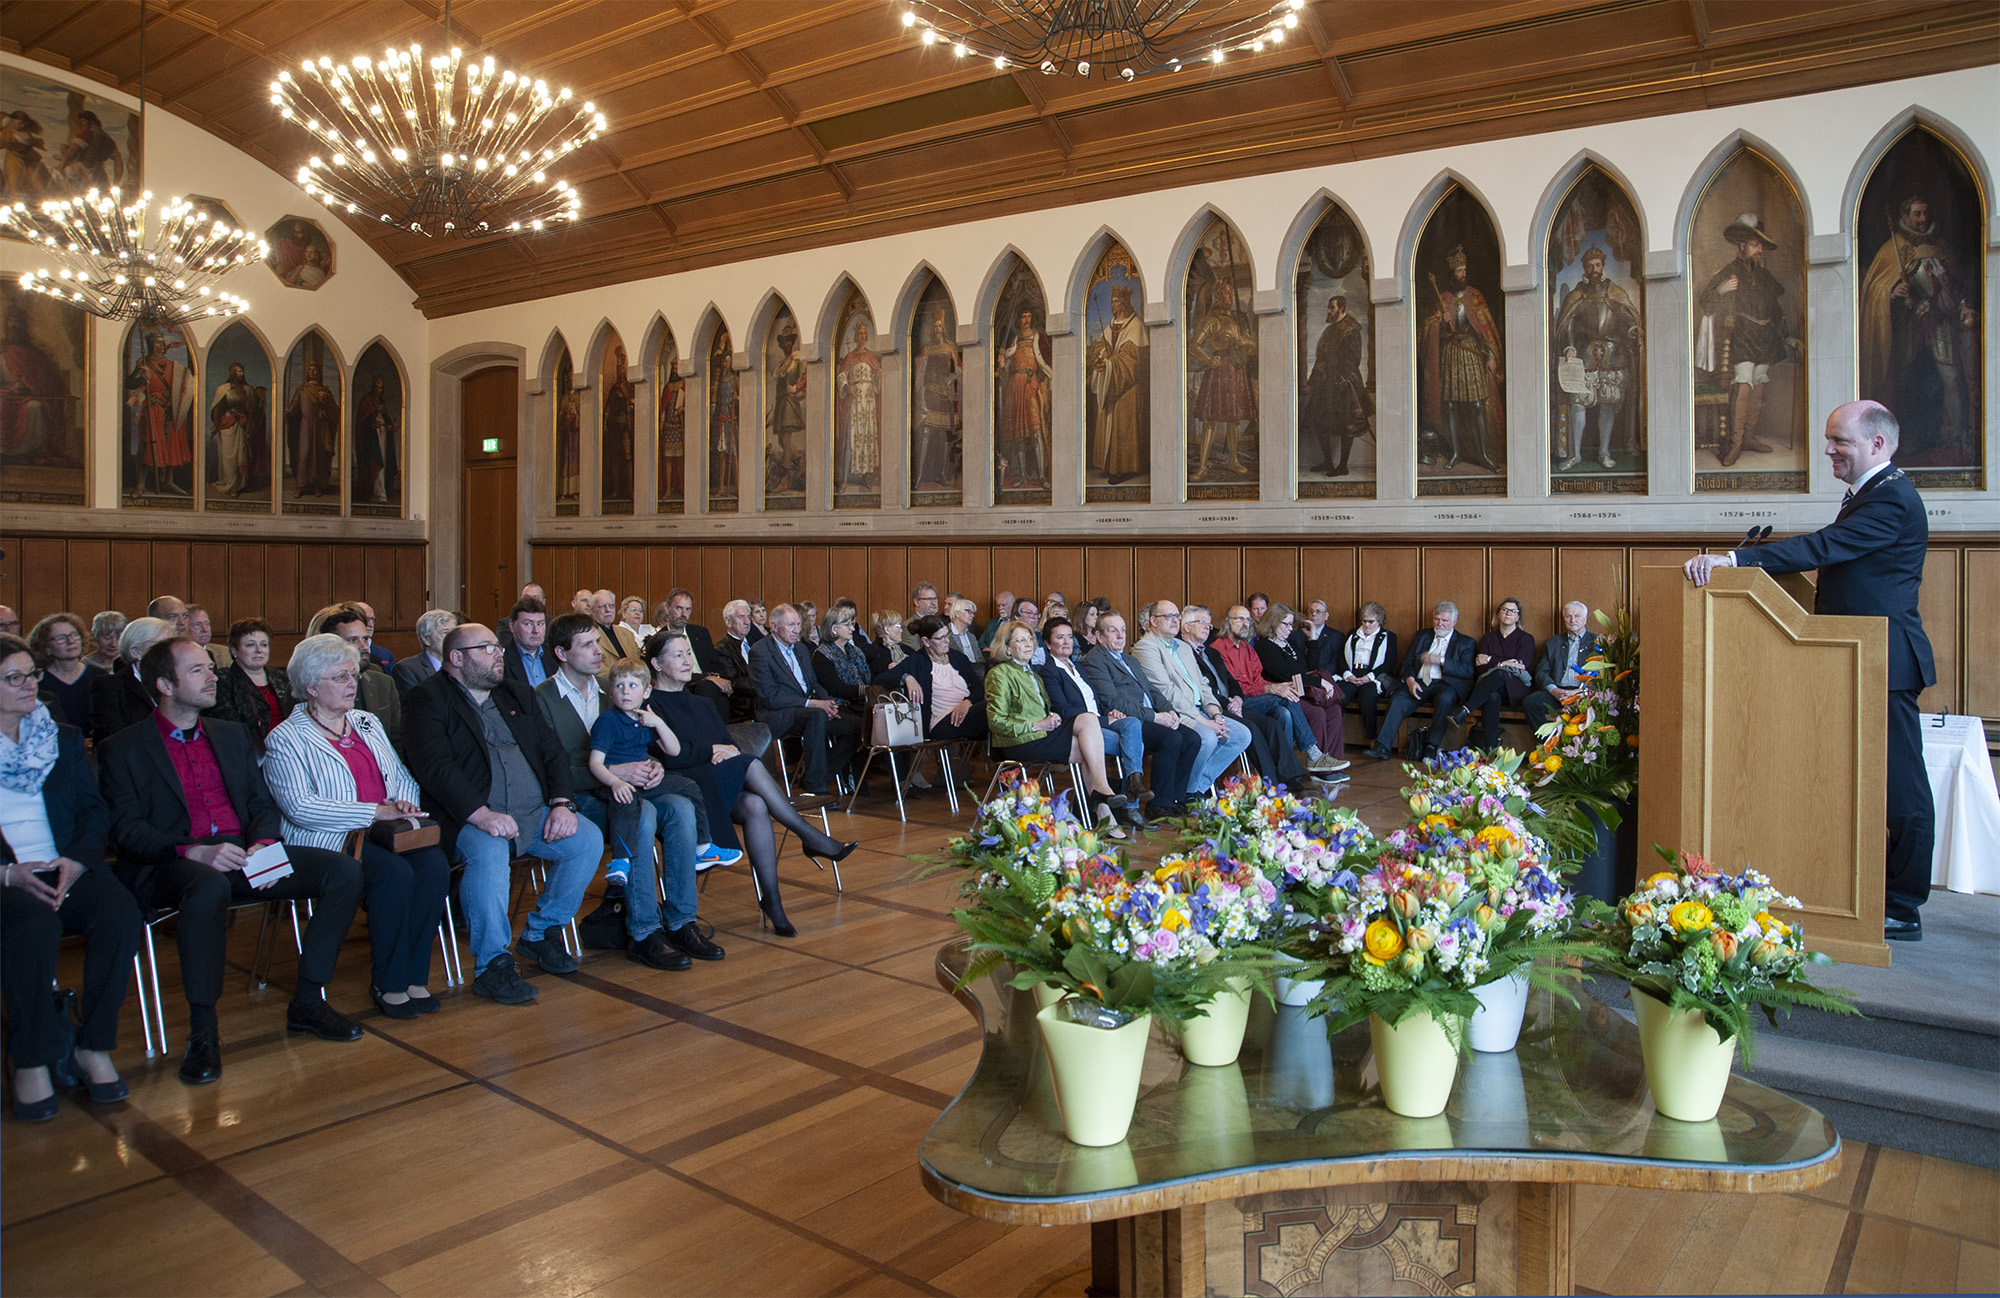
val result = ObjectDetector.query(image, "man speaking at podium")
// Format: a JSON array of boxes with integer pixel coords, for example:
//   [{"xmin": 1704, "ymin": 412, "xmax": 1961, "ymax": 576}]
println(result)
[{"xmin": 1684, "ymin": 400, "xmax": 1935, "ymax": 941}]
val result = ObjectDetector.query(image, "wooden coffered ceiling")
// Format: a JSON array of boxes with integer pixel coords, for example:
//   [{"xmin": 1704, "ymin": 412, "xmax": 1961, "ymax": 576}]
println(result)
[{"xmin": 6, "ymin": 0, "xmax": 1993, "ymax": 318}]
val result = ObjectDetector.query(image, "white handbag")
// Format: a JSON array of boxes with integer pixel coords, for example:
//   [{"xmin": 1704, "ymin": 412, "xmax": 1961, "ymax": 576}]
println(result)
[{"xmin": 871, "ymin": 690, "xmax": 923, "ymax": 747}]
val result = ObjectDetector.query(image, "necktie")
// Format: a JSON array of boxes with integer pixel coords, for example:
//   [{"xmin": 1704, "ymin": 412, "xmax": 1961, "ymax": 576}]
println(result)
[
  {"xmin": 1841, "ymin": 488, "xmax": 1853, "ymax": 506},
  {"xmin": 785, "ymin": 644, "xmax": 808, "ymax": 693}
]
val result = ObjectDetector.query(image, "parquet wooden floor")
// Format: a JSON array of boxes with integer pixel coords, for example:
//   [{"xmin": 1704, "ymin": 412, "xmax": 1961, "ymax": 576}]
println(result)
[{"xmin": 3, "ymin": 755, "xmax": 1992, "ymax": 1295}]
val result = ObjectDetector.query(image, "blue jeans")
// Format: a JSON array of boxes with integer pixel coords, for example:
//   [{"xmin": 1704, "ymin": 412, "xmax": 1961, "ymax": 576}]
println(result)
[
  {"xmin": 578, "ymin": 795, "xmax": 669, "ymax": 942},
  {"xmin": 640, "ymin": 789, "xmax": 700, "ymax": 931},
  {"xmin": 1242, "ymin": 694, "xmax": 1314, "ymax": 752},
  {"xmin": 456, "ymin": 805, "xmax": 605, "ymax": 971},
  {"xmin": 1101, "ymin": 715, "xmax": 1144, "ymax": 776},
  {"xmin": 1186, "ymin": 715, "xmax": 1253, "ymax": 794}
]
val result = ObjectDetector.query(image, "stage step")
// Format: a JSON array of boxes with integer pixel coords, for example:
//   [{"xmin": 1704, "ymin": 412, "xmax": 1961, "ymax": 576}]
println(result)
[{"xmin": 1583, "ymin": 889, "xmax": 2000, "ymax": 1170}]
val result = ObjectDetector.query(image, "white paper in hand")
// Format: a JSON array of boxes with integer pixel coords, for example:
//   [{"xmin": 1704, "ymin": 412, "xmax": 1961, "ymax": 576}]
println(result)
[{"xmin": 243, "ymin": 841, "xmax": 294, "ymax": 890}]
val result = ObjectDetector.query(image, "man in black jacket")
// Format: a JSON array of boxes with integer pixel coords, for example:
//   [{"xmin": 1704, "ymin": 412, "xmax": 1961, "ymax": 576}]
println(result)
[
  {"xmin": 1078, "ymin": 612, "xmax": 1199, "ymax": 820},
  {"xmin": 750, "ymin": 604, "xmax": 859, "ymax": 794},
  {"xmin": 501, "ymin": 597, "xmax": 557, "ymax": 690},
  {"xmin": 1366, "ymin": 603, "xmax": 1477, "ymax": 762},
  {"xmin": 1525, "ymin": 601, "xmax": 1600, "ymax": 731},
  {"xmin": 1687, "ymin": 400, "xmax": 1937, "ymax": 940},
  {"xmin": 99, "ymin": 638, "xmax": 364, "ymax": 1085},
  {"xmin": 402, "ymin": 623, "xmax": 606, "ymax": 1004},
  {"xmin": 658, "ymin": 588, "xmax": 733, "ymax": 723},
  {"xmin": 713, "ymin": 599, "xmax": 759, "ymax": 722}
]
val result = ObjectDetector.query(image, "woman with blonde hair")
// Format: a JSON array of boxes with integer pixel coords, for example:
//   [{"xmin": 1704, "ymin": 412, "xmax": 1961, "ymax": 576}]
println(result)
[{"xmin": 983, "ymin": 620, "xmax": 1129, "ymax": 837}]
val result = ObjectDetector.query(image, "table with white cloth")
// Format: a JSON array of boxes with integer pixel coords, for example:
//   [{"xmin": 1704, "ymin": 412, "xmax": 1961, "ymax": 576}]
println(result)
[{"xmin": 1922, "ymin": 713, "xmax": 2000, "ymax": 895}]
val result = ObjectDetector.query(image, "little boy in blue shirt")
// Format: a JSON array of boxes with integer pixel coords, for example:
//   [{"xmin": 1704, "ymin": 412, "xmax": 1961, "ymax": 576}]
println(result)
[{"xmin": 589, "ymin": 660, "xmax": 739, "ymax": 870}]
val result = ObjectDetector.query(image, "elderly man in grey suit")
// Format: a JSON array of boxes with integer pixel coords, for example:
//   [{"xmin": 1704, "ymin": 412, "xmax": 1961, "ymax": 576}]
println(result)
[
  {"xmin": 392, "ymin": 609, "xmax": 458, "ymax": 696},
  {"xmin": 1127, "ymin": 600, "xmax": 1252, "ymax": 800},
  {"xmin": 750, "ymin": 604, "xmax": 860, "ymax": 794},
  {"xmin": 1079, "ymin": 611, "xmax": 1201, "ymax": 819},
  {"xmin": 1525, "ymin": 601, "xmax": 1600, "ymax": 731}
]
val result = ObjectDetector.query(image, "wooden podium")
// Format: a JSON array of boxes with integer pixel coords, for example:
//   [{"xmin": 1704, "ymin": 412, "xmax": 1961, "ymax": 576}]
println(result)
[{"xmin": 1637, "ymin": 566, "xmax": 1891, "ymax": 967}]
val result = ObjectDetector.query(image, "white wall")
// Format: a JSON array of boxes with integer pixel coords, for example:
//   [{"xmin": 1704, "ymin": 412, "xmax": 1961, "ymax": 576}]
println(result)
[
  {"xmin": 1, "ymin": 52, "xmax": 431, "ymax": 540},
  {"xmin": 430, "ymin": 64, "xmax": 2000, "ymax": 545}
]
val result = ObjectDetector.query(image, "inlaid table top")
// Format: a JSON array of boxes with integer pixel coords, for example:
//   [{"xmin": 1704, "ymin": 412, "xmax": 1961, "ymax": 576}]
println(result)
[{"xmin": 919, "ymin": 942, "xmax": 1840, "ymax": 1225}]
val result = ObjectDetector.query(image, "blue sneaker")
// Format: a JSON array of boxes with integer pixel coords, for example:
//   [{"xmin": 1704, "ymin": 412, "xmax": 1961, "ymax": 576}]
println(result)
[{"xmin": 694, "ymin": 844, "xmax": 743, "ymax": 870}]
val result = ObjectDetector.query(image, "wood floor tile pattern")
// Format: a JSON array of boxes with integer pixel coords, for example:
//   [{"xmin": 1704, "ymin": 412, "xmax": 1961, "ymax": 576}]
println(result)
[{"xmin": 3, "ymin": 757, "xmax": 1993, "ymax": 1295}]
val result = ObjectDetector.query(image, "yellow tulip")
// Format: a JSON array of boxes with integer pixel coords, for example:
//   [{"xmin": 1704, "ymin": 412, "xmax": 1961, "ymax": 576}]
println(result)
[
  {"xmin": 1161, "ymin": 908, "xmax": 1188, "ymax": 932},
  {"xmin": 1668, "ymin": 900, "xmax": 1713, "ymax": 934},
  {"xmin": 1363, "ymin": 919, "xmax": 1404, "ymax": 961}
]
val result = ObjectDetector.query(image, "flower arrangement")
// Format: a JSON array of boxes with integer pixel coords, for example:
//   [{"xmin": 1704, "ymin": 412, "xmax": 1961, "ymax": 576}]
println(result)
[
  {"xmin": 1178, "ymin": 773, "xmax": 1377, "ymax": 950},
  {"xmin": 1583, "ymin": 845, "xmax": 1857, "ymax": 1062},
  {"xmin": 1527, "ymin": 607, "xmax": 1640, "ymax": 839},
  {"xmin": 940, "ymin": 772, "xmax": 1274, "ymax": 1024}
]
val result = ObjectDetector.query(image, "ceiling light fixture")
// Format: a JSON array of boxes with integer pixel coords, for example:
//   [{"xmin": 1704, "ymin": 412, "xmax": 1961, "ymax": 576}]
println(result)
[
  {"xmin": 2, "ymin": 0, "xmax": 262, "ymax": 324},
  {"xmin": 268, "ymin": 0, "xmax": 606, "ymax": 237},
  {"xmin": 900, "ymin": 0, "xmax": 1306, "ymax": 81}
]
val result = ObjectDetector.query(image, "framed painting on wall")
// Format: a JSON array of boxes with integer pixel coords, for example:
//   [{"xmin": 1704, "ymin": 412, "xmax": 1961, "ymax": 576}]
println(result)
[
  {"xmin": 1547, "ymin": 166, "xmax": 1647, "ymax": 495},
  {"xmin": 833, "ymin": 289, "xmax": 881, "ymax": 510},
  {"xmin": 1295, "ymin": 203, "xmax": 1375, "ymax": 499},
  {"xmin": 0, "ymin": 283, "xmax": 89, "ymax": 507},
  {"xmin": 657, "ymin": 328, "xmax": 685, "ymax": 514},
  {"xmin": 910, "ymin": 275, "xmax": 962, "ymax": 509},
  {"xmin": 1414, "ymin": 185, "xmax": 1507, "ymax": 499},
  {"xmin": 708, "ymin": 330, "xmax": 738, "ymax": 513},
  {"xmin": 992, "ymin": 257, "xmax": 1052, "ymax": 507},
  {"xmin": 0, "ymin": 65, "xmax": 138, "ymax": 213},
  {"xmin": 282, "ymin": 330, "xmax": 343, "ymax": 515},
  {"xmin": 200, "ymin": 321, "xmax": 270, "ymax": 513},
  {"xmin": 553, "ymin": 345, "xmax": 579, "ymax": 515},
  {"xmin": 764, "ymin": 306, "xmax": 806, "ymax": 510},
  {"xmin": 351, "ymin": 342, "xmax": 404, "ymax": 518},
  {"xmin": 1185, "ymin": 215, "xmax": 1259, "ymax": 501},
  {"xmin": 600, "ymin": 332, "xmax": 634, "ymax": 515},
  {"xmin": 1083, "ymin": 240, "xmax": 1149, "ymax": 504}
]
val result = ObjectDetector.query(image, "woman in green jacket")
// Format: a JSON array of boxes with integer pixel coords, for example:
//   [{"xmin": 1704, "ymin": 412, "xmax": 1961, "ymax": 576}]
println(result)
[{"xmin": 985, "ymin": 620, "xmax": 1130, "ymax": 836}]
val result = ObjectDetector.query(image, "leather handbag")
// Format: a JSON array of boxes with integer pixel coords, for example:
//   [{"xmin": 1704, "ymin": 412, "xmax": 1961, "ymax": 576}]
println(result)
[
  {"xmin": 871, "ymin": 691, "xmax": 923, "ymax": 747},
  {"xmin": 367, "ymin": 816, "xmax": 441, "ymax": 852},
  {"xmin": 1303, "ymin": 670, "xmax": 1340, "ymax": 707}
]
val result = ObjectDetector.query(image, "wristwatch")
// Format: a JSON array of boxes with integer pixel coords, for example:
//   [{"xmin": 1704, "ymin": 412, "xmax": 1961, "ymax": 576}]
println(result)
[{"xmin": 547, "ymin": 797, "xmax": 574, "ymax": 809}]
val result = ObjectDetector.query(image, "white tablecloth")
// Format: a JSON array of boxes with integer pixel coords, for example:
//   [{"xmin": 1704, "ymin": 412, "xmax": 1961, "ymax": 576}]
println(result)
[{"xmin": 1923, "ymin": 714, "xmax": 2000, "ymax": 895}]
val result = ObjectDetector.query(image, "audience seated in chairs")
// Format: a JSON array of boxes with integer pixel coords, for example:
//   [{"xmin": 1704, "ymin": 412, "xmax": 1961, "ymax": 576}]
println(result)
[
  {"xmin": 1176, "ymin": 606, "xmax": 1323, "ymax": 794},
  {"xmin": 311, "ymin": 604, "xmax": 403, "ymax": 744},
  {"xmin": 1332, "ymin": 602, "xmax": 1397, "ymax": 746},
  {"xmin": 29, "ymin": 612, "xmax": 100, "ymax": 732},
  {"xmin": 262, "ymin": 634, "xmax": 452, "ymax": 1020},
  {"xmin": 0, "ymin": 634, "xmax": 142, "ymax": 1121},
  {"xmin": 205, "ymin": 618, "xmax": 295, "ymax": 748},
  {"xmin": 1035, "ymin": 617, "xmax": 1157, "ymax": 826},
  {"xmin": 747, "ymin": 600, "xmax": 769, "ymax": 644},
  {"xmin": 868, "ymin": 610, "xmax": 907, "ymax": 675},
  {"xmin": 402, "ymin": 622, "xmax": 608, "ymax": 1006},
  {"xmin": 750, "ymin": 604, "xmax": 861, "ymax": 795},
  {"xmin": 875, "ymin": 614, "xmax": 989, "ymax": 745},
  {"xmin": 645, "ymin": 630, "xmax": 857, "ymax": 938},
  {"xmin": 187, "ymin": 605, "xmax": 229, "ymax": 671},
  {"xmin": 98, "ymin": 637, "xmax": 366, "ymax": 1086},
  {"xmin": 1212, "ymin": 603, "xmax": 1344, "ymax": 775},
  {"xmin": 1252, "ymin": 603, "xmax": 1350, "ymax": 774},
  {"xmin": 88, "ymin": 615, "xmax": 172, "ymax": 745},
  {"xmin": 532, "ymin": 613, "xmax": 719, "ymax": 973},
  {"xmin": 591, "ymin": 590, "xmax": 642, "ymax": 662},
  {"xmin": 1447, "ymin": 598, "xmax": 1539, "ymax": 751},
  {"xmin": 1078, "ymin": 611, "xmax": 1198, "ymax": 820},
  {"xmin": 713, "ymin": 599, "xmax": 760, "ymax": 722},
  {"xmin": 354, "ymin": 601, "xmax": 395, "ymax": 671},
  {"xmin": 812, "ymin": 605, "xmax": 874, "ymax": 724},
  {"xmin": 1527, "ymin": 601, "xmax": 1600, "ymax": 732},
  {"xmin": 392, "ymin": 609, "xmax": 458, "ymax": 696},
  {"xmin": 944, "ymin": 598, "xmax": 987, "ymax": 682},
  {"xmin": 1367, "ymin": 601, "xmax": 1476, "ymax": 763},
  {"xmin": 1290, "ymin": 599, "xmax": 1340, "ymax": 672},
  {"xmin": 985, "ymin": 619, "xmax": 1131, "ymax": 836},
  {"xmin": 501, "ymin": 598, "xmax": 556, "ymax": 690},
  {"xmin": 1129, "ymin": 601, "xmax": 1253, "ymax": 800},
  {"xmin": 656, "ymin": 588, "xmax": 733, "ymax": 723},
  {"xmin": 979, "ymin": 592, "xmax": 1014, "ymax": 650}
]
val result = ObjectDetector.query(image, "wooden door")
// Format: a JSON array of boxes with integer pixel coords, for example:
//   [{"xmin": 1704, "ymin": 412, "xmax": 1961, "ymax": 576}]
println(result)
[{"xmin": 461, "ymin": 366, "xmax": 520, "ymax": 630}]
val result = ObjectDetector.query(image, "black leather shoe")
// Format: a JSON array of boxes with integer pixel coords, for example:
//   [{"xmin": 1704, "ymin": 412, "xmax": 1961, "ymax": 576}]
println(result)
[
  {"xmin": 516, "ymin": 931, "xmax": 580, "ymax": 975},
  {"xmin": 804, "ymin": 839, "xmax": 859, "ymax": 868},
  {"xmin": 371, "ymin": 986, "xmax": 421, "ymax": 1020},
  {"xmin": 11, "ymin": 1091, "xmax": 59, "ymax": 1122},
  {"xmin": 180, "ymin": 1031, "xmax": 222, "ymax": 1085},
  {"xmin": 75, "ymin": 1072, "xmax": 129, "ymax": 1104},
  {"xmin": 1884, "ymin": 918, "xmax": 1923, "ymax": 942},
  {"xmin": 1365, "ymin": 745, "xmax": 1392, "ymax": 762},
  {"xmin": 406, "ymin": 992, "xmax": 441, "ymax": 1015},
  {"xmin": 286, "ymin": 998, "xmax": 364, "ymax": 1043},
  {"xmin": 628, "ymin": 930, "xmax": 694, "ymax": 970},
  {"xmin": 665, "ymin": 921, "xmax": 726, "ymax": 961}
]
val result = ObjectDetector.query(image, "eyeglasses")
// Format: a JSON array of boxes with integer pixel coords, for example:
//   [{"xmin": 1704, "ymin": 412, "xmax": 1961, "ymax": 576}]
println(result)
[
  {"xmin": 0, "ymin": 668, "xmax": 44, "ymax": 688},
  {"xmin": 48, "ymin": 632, "xmax": 83, "ymax": 646},
  {"xmin": 324, "ymin": 671, "xmax": 360, "ymax": 685},
  {"xmin": 1157, "ymin": 612, "xmax": 1181, "ymax": 622},
  {"xmin": 458, "ymin": 642, "xmax": 504, "ymax": 656}
]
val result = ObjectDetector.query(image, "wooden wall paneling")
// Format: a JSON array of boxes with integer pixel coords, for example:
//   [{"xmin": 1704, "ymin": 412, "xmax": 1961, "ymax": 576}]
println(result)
[
  {"xmin": 866, "ymin": 545, "xmax": 908, "ymax": 618},
  {"xmin": 761, "ymin": 546, "xmax": 795, "ymax": 607},
  {"xmin": 107, "ymin": 540, "xmax": 152, "ymax": 618},
  {"xmin": 699, "ymin": 547, "xmax": 732, "ymax": 626},
  {"xmin": 363, "ymin": 546, "xmax": 398, "ymax": 626},
  {"xmin": 1243, "ymin": 547, "xmax": 1301, "ymax": 613},
  {"xmin": 1555, "ymin": 547, "xmax": 1628, "ymax": 628},
  {"xmin": 1421, "ymin": 547, "xmax": 1488, "ymax": 632},
  {"xmin": 149, "ymin": 541, "xmax": 190, "ymax": 609},
  {"xmin": 585, "ymin": 547, "xmax": 617, "ymax": 601},
  {"xmin": 1627, "ymin": 547, "xmax": 1700, "ymax": 627},
  {"xmin": 1964, "ymin": 549, "xmax": 2000, "ymax": 719},
  {"xmin": 1916, "ymin": 548, "xmax": 1960, "ymax": 716},
  {"xmin": 264, "ymin": 545, "xmax": 301, "ymax": 633},
  {"xmin": 1134, "ymin": 546, "xmax": 1185, "ymax": 616},
  {"xmin": 992, "ymin": 547, "xmax": 1038, "ymax": 611},
  {"xmin": 646, "ymin": 547, "xmax": 677, "ymax": 602},
  {"xmin": 1490, "ymin": 547, "xmax": 1559, "ymax": 639},
  {"xmin": 530, "ymin": 547, "xmax": 555, "ymax": 597},
  {"xmin": 394, "ymin": 545, "xmax": 428, "ymax": 630},
  {"xmin": 1084, "ymin": 546, "xmax": 1136, "ymax": 620},
  {"xmin": 296, "ymin": 545, "xmax": 334, "ymax": 622},
  {"xmin": 18, "ymin": 538, "xmax": 65, "ymax": 623},
  {"xmin": 947, "ymin": 546, "xmax": 993, "ymax": 614},
  {"xmin": 227, "ymin": 544, "xmax": 266, "ymax": 628},
  {"xmin": 1301, "ymin": 546, "xmax": 1358, "ymax": 625},
  {"xmin": 64, "ymin": 540, "xmax": 110, "ymax": 621},
  {"xmin": 573, "ymin": 548, "xmax": 603, "ymax": 597},
  {"xmin": 790, "ymin": 546, "xmax": 829, "ymax": 614},
  {"xmin": 331, "ymin": 544, "xmax": 366, "ymax": 609},
  {"xmin": 907, "ymin": 546, "xmax": 949, "ymax": 596},
  {"xmin": 1358, "ymin": 546, "xmax": 1421, "ymax": 645},
  {"xmin": 827, "ymin": 547, "xmax": 870, "ymax": 620},
  {"xmin": 730, "ymin": 547, "xmax": 764, "ymax": 616},
  {"xmin": 1037, "ymin": 546, "xmax": 1084, "ymax": 609},
  {"xmin": 1184, "ymin": 546, "xmax": 1242, "ymax": 616}
]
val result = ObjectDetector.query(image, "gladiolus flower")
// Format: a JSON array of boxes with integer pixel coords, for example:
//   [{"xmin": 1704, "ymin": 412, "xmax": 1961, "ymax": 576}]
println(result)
[
  {"xmin": 1668, "ymin": 900, "xmax": 1713, "ymax": 934},
  {"xmin": 1363, "ymin": 919, "xmax": 1405, "ymax": 961}
]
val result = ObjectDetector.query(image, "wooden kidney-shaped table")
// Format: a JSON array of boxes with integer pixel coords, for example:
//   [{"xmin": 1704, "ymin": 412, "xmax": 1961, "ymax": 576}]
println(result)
[{"xmin": 919, "ymin": 943, "xmax": 1839, "ymax": 1297}]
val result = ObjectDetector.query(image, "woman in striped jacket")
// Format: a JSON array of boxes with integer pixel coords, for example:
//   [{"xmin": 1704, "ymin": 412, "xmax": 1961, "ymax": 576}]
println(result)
[{"xmin": 263, "ymin": 634, "xmax": 451, "ymax": 1021}]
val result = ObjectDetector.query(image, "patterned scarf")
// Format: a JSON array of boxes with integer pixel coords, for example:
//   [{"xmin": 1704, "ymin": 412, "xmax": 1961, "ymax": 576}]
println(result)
[{"xmin": 0, "ymin": 705, "xmax": 62, "ymax": 795}]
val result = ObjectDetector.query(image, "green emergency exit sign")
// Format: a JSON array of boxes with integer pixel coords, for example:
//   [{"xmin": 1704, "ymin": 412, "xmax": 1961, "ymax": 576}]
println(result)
[{"xmin": 482, "ymin": 437, "xmax": 501, "ymax": 453}]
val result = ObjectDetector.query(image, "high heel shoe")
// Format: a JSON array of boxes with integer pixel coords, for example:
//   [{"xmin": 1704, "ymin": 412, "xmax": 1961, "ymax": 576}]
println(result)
[
  {"xmin": 804, "ymin": 839, "xmax": 858, "ymax": 867},
  {"xmin": 758, "ymin": 900, "xmax": 799, "ymax": 939}
]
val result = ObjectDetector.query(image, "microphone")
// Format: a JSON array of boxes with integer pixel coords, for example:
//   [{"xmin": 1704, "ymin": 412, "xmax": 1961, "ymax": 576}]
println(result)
[{"xmin": 1739, "ymin": 525, "xmax": 1773, "ymax": 548}]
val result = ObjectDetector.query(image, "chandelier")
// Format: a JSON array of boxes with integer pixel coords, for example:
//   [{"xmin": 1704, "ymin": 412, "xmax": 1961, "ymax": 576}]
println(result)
[
  {"xmin": 900, "ymin": 0, "xmax": 1307, "ymax": 80},
  {"xmin": 269, "ymin": 1, "xmax": 607, "ymax": 238},
  {"xmin": 2, "ymin": 0, "xmax": 263, "ymax": 325}
]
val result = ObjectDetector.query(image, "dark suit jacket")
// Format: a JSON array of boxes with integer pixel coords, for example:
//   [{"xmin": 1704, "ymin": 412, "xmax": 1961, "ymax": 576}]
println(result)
[
  {"xmin": 391, "ymin": 653, "xmax": 439, "ymax": 696},
  {"xmin": 748, "ymin": 636, "xmax": 828, "ymax": 715},
  {"xmin": 1397, "ymin": 629, "xmax": 1476, "ymax": 693},
  {"xmin": 532, "ymin": 676, "xmax": 606, "ymax": 800},
  {"xmin": 1532, "ymin": 630, "xmax": 1601, "ymax": 693},
  {"xmin": 89, "ymin": 669, "xmax": 155, "ymax": 746},
  {"xmin": 370, "ymin": 643, "xmax": 396, "ymax": 670},
  {"xmin": 1288, "ymin": 627, "xmax": 1341, "ymax": 674},
  {"xmin": 402, "ymin": 671, "xmax": 573, "ymax": 845},
  {"xmin": 1191, "ymin": 642, "xmax": 1244, "ymax": 703},
  {"xmin": 98, "ymin": 713, "xmax": 280, "ymax": 902},
  {"xmin": 502, "ymin": 642, "xmax": 558, "ymax": 689},
  {"xmin": 0, "ymin": 725, "xmax": 108, "ymax": 868},
  {"xmin": 1078, "ymin": 647, "xmax": 1165, "ymax": 725},
  {"xmin": 1336, "ymin": 628, "xmax": 1400, "ymax": 690},
  {"xmin": 877, "ymin": 649, "xmax": 987, "ymax": 729},
  {"xmin": 715, "ymin": 632, "xmax": 756, "ymax": 695},
  {"xmin": 1735, "ymin": 466, "xmax": 1937, "ymax": 692},
  {"xmin": 683, "ymin": 624, "xmax": 725, "ymax": 677},
  {"xmin": 1035, "ymin": 657, "xmax": 1098, "ymax": 719}
]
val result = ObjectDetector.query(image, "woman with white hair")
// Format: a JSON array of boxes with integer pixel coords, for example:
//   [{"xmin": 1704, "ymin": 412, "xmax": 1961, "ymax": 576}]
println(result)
[
  {"xmin": 84, "ymin": 611, "xmax": 127, "ymax": 672},
  {"xmin": 264, "ymin": 634, "xmax": 452, "ymax": 1020},
  {"xmin": 87, "ymin": 616, "xmax": 173, "ymax": 744}
]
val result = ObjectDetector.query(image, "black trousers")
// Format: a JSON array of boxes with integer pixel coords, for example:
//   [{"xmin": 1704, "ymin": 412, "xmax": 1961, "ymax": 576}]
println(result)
[
  {"xmin": 1523, "ymin": 688, "xmax": 1565, "ymax": 732},
  {"xmin": 1884, "ymin": 688, "xmax": 1936, "ymax": 923},
  {"xmin": 149, "ymin": 844, "xmax": 364, "ymax": 1007},
  {"xmin": 1376, "ymin": 680, "xmax": 1466, "ymax": 752},
  {"xmin": 2, "ymin": 870, "xmax": 142, "ymax": 1066},
  {"xmin": 1457, "ymin": 672, "xmax": 1526, "ymax": 750},
  {"xmin": 1140, "ymin": 718, "xmax": 1202, "ymax": 811},
  {"xmin": 1238, "ymin": 705, "xmax": 1306, "ymax": 786},
  {"xmin": 1336, "ymin": 680, "xmax": 1383, "ymax": 741},
  {"xmin": 762, "ymin": 706, "xmax": 861, "ymax": 793},
  {"xmin": 355, "ymin": 841, "xmax": 452, "ymax": 992},
  {"xmin": 927, "ymin": 711, "xmax": 988, "ymax": 743}
]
